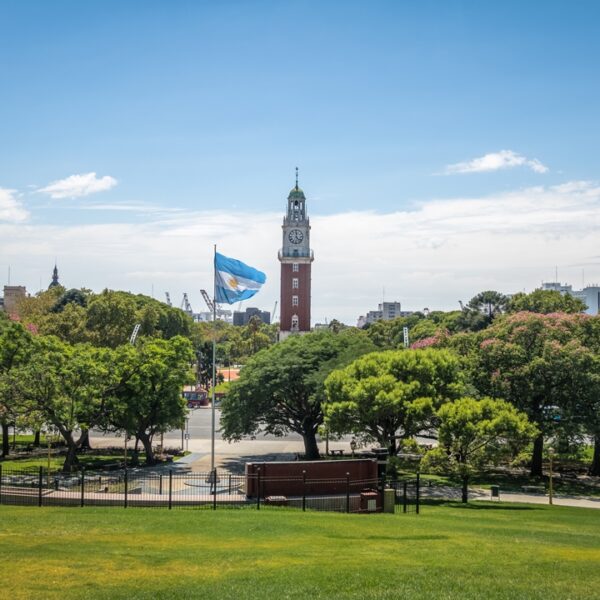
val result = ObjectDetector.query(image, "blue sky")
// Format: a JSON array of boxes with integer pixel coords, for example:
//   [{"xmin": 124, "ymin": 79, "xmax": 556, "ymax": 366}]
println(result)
[{"xmin": 1, "ymin": 1, "xmax": 599, "ymax": 322}]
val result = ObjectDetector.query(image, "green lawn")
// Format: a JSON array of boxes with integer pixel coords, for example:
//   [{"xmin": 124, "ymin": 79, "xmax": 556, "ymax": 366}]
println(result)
[{"xmin": 0, "ymin": 503, "xmax": 598, "ymax": 599}]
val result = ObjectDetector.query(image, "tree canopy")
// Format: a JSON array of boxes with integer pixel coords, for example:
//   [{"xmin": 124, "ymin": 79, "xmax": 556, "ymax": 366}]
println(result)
[
  {"xmin": 324, "ymin": 348, "xmax": 465, "ymax": 455},
  {"xmin": 422, "ymin": 397, "xmax": 537, "ymax": 501},
  {"xmin": 220, "ymin": 330, "xmax": 376, "ymax": 459},
  {"xmin": 507, "ymin": 289, "xmax": 587, "ymax": 314}
]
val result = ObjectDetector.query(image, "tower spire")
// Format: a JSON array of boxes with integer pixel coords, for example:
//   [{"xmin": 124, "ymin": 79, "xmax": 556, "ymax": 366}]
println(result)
[
  {"xmin": 49, "ymin": 262, "xmax": 60, "ymax": 289},
  {"xmin": 295, "ymin": 166, "xmax": 299, "ymax": 190}
]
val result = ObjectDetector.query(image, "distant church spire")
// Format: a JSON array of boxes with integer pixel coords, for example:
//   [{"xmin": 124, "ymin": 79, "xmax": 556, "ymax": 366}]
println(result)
[{"xmin": 48, "ymin": 263, "xmax": 60, "ymax": 289}]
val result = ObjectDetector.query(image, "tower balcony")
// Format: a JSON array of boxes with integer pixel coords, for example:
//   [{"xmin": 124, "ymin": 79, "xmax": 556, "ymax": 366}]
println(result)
[{"xmin": 278, "ymin": 249, "xmax": 314, "ymax": 263}]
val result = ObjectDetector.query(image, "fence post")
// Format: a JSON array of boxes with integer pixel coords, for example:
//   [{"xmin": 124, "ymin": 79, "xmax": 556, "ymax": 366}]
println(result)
[
  {"xmin": 80, "ymin": 467, "xmax": 85, "ymax": 507},
  {"xmin": 159, "ymin": 474, "xmax": 163, "ymax": 496},
  {"xmin": 124, "ymin": 469, "xmax": 128, "ymax": 509},
  {"xmin": 168, "ymin": 469, "xmax": 173, "ymax": 510},
  {"xmin": 416, "ymin": 472, "xmax": 420, "ymax": 515},
  {"xmin": 256, "ymin": 468, "xmax": 261, "ymax": 510},
  {"xmin": 403, "ymin": 480, "xmax": 407, "ymax": 513},
  {"xmin": 302, "ymin": 470, "xmax": 307, "ymax": 512},
  {"xmin": 346, "ymin": 472, "xmax": 350, "ymax": 514},
  {"xmin": 212, "ymin": 468, "xmax": 217, "ymax": 511},
  {"xmin": 38, "ymin": 466, "xmax": 43, "ymax": 507},
  {"xmin": 228, "ymin": 473, "xmax": 231, "ymax": 496}
]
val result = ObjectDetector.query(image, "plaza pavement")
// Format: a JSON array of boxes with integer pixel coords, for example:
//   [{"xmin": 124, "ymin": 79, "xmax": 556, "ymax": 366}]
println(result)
[{"xmin": 90, "ymin": 407, "xmax": 600, "ymax": 510}]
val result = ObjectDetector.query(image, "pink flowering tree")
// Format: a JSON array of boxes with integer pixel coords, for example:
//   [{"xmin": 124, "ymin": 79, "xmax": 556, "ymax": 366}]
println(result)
[{"xmin": 472, "ymin": 312, "xmax": 597, "ymax": 476}]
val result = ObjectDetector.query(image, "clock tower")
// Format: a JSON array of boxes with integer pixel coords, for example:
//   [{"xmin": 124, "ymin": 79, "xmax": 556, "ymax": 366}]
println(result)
[{"xmin": 279, "ymin": 169, "xmax": 314, "ymax": 340}]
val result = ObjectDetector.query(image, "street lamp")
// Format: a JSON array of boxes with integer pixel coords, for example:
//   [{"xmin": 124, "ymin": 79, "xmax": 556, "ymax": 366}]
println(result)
[{"xmin": 548, "ymin": 447, "xmax": 555, "ymax": 506}]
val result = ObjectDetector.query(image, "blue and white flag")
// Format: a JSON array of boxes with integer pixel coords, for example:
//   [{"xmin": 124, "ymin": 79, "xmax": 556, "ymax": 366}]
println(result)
[{"xmin": 214, "ymin": 252, "xmax": 266, "ymax": 304}]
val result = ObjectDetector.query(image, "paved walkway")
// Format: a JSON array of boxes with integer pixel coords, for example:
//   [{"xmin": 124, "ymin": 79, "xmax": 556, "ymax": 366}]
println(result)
[{"xmin": 478, "ymin": 490, "xmax": 600, "ymax": 509}]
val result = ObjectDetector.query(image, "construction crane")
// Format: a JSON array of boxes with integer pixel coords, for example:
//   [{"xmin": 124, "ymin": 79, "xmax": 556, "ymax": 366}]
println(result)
[
  {"xmin": 272, "ymin": 300, "xmax": 278, "ymax": 322},
  {"xmin": 200, "ymin": 289, "xmax": 215, "ymax": 313},
  {"xmin": 129, "ymin": 323, "xmax": 141, "ymax": 345},
  {"xmin": 458, "ymin": 300, "xmax": 465, "ymax": 311},
  {"xmin": 181, "ymin": 293, "xmax": 193, "ymax": 316},
  {"xmin": 165, "ymin": 292, "xmax": 172, "ymax": 307}
]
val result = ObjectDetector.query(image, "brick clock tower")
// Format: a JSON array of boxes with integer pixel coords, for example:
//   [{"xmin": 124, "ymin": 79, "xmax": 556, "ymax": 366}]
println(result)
[{"xmin": 279, "ymin": 169, "xmax": 314, "ymax": 340}]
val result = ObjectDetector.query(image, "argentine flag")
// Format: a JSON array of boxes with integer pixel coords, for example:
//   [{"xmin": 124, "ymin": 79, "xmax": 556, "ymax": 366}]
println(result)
[{"xmin": 214, "ymin": 252, "xmax": 266, "ymax": 304}]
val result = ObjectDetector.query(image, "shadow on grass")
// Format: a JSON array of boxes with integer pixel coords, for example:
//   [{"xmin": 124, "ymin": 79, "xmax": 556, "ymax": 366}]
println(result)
[
  {"xmin": 417, "ymin": 499, "xmax": 539, "ymax": 511},
  {"xmin": 327, "ymin": 533, "xmax": 448, "ymax": 541},
  {"xmin": 447, "ymin": 502, "xmax": 539, "ymax": 511}
]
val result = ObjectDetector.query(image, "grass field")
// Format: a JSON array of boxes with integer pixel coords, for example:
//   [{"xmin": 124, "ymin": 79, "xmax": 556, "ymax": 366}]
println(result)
[{"xmin": 0, "ymin": 503, "xmax": 598, "ymax": 599}]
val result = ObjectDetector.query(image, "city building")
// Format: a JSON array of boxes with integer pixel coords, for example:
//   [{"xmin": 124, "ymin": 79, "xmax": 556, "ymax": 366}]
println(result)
[
  {"xmin": 1, "ymin": 285, "xmax": 27, "ymax": 317},
  {"xmin": 278, "ymin": 170, "xmax": 314, "ymax": 340},
  {"xmin": 233, "ymin": 307, "xmax": 271, "ymax": 326},
  {"xmin": 541, "ymin": 282, "xmax": 600, "ymax": 315},
  {"xmin": 358, "ymin": 301, "xmax": 412, "ymax": 326}
]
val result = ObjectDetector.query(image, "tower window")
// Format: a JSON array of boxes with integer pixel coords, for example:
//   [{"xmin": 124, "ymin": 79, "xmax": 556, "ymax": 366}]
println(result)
[
  {"xmin": 292, "ymin": 295, "xmax": 299, "ymax": 306},
  {"xmin": 292, "ymin": 278, "xmax": 299, "ymax": 289},
  {"xmin": 293, "ymin": 263, "xmax": 299, "ymax": 272}
]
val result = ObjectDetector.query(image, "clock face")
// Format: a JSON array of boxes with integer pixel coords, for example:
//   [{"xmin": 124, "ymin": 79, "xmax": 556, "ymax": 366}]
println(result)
[{"xmin": 288, "ymin": 229, "xmax": 304, "ymax": 244}]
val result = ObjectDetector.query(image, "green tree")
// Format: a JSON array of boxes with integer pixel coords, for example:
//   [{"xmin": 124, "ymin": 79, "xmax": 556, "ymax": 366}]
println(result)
[
  {"xmin": 51, "ymin": 288, "xmax": 90, "ymax": 313},
  {"xmin": 324, "ymin": 348, "xmax": 465, "ymax": 455},
  {"xmin": 0, "ymin": 321, "xmax": 33, "ymax": 456},
  {"xmin": 107, "ymin": 336, "xmax": 194, "ymax": 465},
  {"xmin": 14, "ymin": 337, "xmax": 116, "ymax": 471},
  {"xmin": 422, "ymin": 397, "xmax": 537, "ymax": 502},
  {"xmin": 471, "ymin": 312, "xmax": 593, "ymax": 476},
  {"xmin": 220, "ymin": 330, "xmax": 376, "ymax": 459},
  {"xmin": 452, "ymin": 290, "xmax": 509, "ymax": 333},
  {"xmin": 507, "ymin": 289, "xmax": 587, "ymax": 314}
]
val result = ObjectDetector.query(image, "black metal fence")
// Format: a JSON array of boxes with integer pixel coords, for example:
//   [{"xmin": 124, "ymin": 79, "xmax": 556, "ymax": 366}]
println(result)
[{"xmin": 0, "ymin": 465, "xmax": 421, "ymax": 514}]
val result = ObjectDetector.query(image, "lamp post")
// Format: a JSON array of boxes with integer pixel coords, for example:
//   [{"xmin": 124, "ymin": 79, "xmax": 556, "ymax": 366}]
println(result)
[{"xmin": 548, "ymin": 447, "xmax": 555, "ymax": 506}]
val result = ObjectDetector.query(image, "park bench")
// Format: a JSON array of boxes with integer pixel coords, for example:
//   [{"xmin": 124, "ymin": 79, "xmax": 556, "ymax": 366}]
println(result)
[
  {"xmin": 329, "ymin": 449, "xmax": 345, "ymax": 456},
  {"xmin": 521, "ymin": 485, "xmax": 545, "ymax": 494}
]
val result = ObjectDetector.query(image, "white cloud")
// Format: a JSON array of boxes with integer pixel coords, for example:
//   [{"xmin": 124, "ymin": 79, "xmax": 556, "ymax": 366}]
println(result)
[
  {"xmin": 38, "ymin": 172, "xmax": 118, "ymax": 199},
  {"xmin": 0, "ymin": 188, "xmax": 29, "ymax": 222},
  {"xmin": 444, "ymin": 150, "xmax": 549, "ymax": 175},
  {"xmin": 2, "ymin": 181, "xmax": 599, "ymax": 324}
]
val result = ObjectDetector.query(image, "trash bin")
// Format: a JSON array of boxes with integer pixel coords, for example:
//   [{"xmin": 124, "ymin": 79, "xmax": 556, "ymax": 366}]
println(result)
[
  {"xmin": 360, "ymin": 489, "xmax": 379, "ymax": 513},
  {"xmin": 490, "ymin": 485, "xmax": 500, "ymax": 500}
]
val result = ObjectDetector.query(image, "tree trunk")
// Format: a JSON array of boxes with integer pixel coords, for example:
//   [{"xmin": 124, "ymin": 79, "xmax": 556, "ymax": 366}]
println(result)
[
  {"xmin": 302, "ymin": 431, "xmax": 320, "ymax": 460},
  {"xmin": 388, "ymin": 435, "xmax": 397, "ymax": 457},
  {"xmin": 79, "ymin": 429, "xmax": 91, "ymax": 449},
  {"xmin": 461, "ymin": 474, "xmax": 469, "ymax": 504},
  {"xmin": 33, "ymin": 430, "xmax": 41, "ymax": 447},
  {"xmin": 590, "ymin": 434, "xmax": 600, "ymax": 476},
  {"xmin": 530, "ymin": 434, "xmax": 544, "ymax": 477},
  {"xmin": 138, "ymin": 432, "xmax": 156, "ymax": 465},
  {"xmin": 1, "ymin": 421, "xmax": 9, "ymax": 457},
  {"xmin": 61, "ymin": 431, "xmax": 81, "ymax": 473}
]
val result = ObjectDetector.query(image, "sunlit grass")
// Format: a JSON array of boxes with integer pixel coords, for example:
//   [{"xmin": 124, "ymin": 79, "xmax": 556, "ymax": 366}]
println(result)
[{"xmin": 0, "ymin": 502, "xmax": 598, "ymax": 599}]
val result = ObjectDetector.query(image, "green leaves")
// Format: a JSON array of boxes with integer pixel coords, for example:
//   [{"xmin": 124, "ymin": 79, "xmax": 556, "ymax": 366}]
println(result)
[
  {"xmin": 424, "ymin": 397, "xmax": 538, "ymax": 476},
  {"xmin": 323, "ymin": 348, "xmax": 465, "ymax": 453},
  {"xmin": 220, "ymin": 330, "xmax": 376, "ymax": 458}
]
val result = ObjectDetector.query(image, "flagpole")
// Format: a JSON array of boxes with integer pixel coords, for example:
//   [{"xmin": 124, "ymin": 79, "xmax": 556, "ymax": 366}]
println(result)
[{"xmin": 211, "ymin": 244, "xmax": 217, "ymax": 473}]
